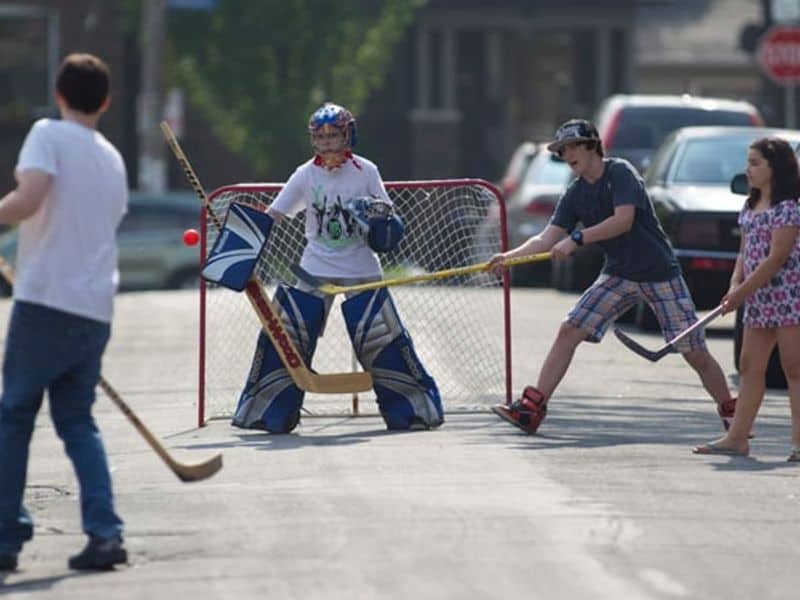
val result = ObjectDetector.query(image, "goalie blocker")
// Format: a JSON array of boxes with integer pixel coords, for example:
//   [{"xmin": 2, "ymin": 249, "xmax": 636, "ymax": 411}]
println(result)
[{"xmin": 202, "ymin": 202, "xmax": 272, "ymax": 291}]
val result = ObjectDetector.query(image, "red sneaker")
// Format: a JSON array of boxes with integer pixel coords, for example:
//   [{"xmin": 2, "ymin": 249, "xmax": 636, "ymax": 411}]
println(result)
[
  {"xmin": 492, "ymin": 386, "xmax": 547, "ymax": 434},
  {"xmin": 717, "ymin": 397, "xmax": 736, "ymax": 431}
]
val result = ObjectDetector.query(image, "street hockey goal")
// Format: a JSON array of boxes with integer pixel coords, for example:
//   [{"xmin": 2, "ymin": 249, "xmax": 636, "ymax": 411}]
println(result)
[{"xmin": 198, "ymin": 179, "xmax": 510, "ymax": 425}]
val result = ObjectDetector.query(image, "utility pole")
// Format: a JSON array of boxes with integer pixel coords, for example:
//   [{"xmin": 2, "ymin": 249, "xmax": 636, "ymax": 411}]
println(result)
[{"xmin": 138, "ymin": 0, "xmax": 167, "ymax": 192}]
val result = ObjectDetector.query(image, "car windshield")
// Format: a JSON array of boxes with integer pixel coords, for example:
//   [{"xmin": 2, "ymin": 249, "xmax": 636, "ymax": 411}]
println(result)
[
  {"xmin": 613, "ymin": 107, "xmax": 755, "ymax": 152},
  {"xmin": 523, "ymin": 153, "xmax": 571, "ymax": 185},
  {"xmin": 671, "ymin": 137, "xmax": 753, "ymax": 185}
]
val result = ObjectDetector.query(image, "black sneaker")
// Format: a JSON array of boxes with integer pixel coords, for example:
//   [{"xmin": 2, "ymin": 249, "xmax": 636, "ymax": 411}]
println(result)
[
  {"xmin": 68, "ymin": 536, "xmax": 127, "ymax": 571},
  {"xmin": 0, "ymin": 552, "xmax": 18, "ymax": 571}
]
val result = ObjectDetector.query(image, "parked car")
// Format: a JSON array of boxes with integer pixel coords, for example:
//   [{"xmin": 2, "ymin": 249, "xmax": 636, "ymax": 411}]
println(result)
[
  {"xmin": 497, "ymin": 141, "xmax": 538, "ymax": 199},
  {"xmin": 0, "ymin": 191, "xmax": 202, "ymax": 294},
  {"xmin": 507, "ymin": 143, "xmax": 574, "ymax": 285},
  {"xmin": 594, "ymin": 93, "xmax": 764, "ymax": 173},
  {"xmin": 490, "ymin": 142, "xmax": 573, "ymax": 286},
  {"xmin": 646, "ymin": 126, "xmax": 800, "ymax": 309},
  {"xmin": 553, "ymin": 96, "xmax": 765, "ymax": 296}
]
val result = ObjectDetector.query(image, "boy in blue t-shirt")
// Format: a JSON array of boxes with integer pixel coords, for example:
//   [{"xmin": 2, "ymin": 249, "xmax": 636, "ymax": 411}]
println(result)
[{"xmin": 489, "ymin": 118, "xmax": 736, "ymax": 435}]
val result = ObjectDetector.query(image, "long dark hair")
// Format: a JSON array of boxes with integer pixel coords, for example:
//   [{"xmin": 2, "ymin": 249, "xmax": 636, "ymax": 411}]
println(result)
[{"xmin": 746, "ymin": 137, "xmax": 800, "ymax": 209}]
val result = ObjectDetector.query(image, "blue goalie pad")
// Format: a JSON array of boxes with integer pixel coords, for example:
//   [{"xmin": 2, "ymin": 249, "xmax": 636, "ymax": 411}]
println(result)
[
  {"xmin": 342, "ymin": 288, "xmax": 443, "ymax": 430},
  {"xmin": 232, "ymin": 286, "xmax": 326, "ymax": 432},
  {"xmin": 202, "ymin": 203, "xmax": 273, "ymax": 291}
]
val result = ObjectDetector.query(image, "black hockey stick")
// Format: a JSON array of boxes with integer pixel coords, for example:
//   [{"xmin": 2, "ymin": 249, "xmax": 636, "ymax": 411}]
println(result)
[{"xmin": 613, "ymin": 304, "xmax": 725, "ymax": 362}]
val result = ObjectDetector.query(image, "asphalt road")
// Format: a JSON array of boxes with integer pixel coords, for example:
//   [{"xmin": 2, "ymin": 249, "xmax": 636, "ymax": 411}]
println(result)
[{"xmin": 0, "ymin": 288, "xmax": 798, "ymax": 600}]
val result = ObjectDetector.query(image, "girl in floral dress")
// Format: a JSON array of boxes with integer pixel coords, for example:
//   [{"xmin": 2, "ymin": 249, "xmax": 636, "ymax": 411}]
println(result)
[{"xmin": 693, "ymin": 137, "xmax": 800, "ymax": 460}]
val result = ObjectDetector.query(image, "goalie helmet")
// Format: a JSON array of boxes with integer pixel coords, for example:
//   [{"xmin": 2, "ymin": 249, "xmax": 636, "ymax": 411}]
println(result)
[
  {"xmin": 344, "ymin": 196, "xmax": 404, "ymax": 253},
  {"xmin": 308, "ymin": 102, "xmax": 358, "ymax": 164}
]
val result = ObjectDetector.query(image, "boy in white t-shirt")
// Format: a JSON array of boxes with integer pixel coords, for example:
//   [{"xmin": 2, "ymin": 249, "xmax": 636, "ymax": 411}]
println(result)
[
  {"xmin": 0, "ymin": 53, "xmax": 128, "ymax": 572},
  {"xmin": 232, "ymin": 103, "xmax": 443, "ymax": 433}
]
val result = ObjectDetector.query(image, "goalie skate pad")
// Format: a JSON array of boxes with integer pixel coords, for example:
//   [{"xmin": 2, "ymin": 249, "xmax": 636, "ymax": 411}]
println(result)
[
  {"xmin": 342, "ymin": 288, "xmax": 443, "ymax": 430},
  {"xmin": 202, "ymin": 203, "xmax": 273, "ymax": 291},
  {"xmin": 233, "ymin": 286, "xmax": 326, "ymax": 432}
]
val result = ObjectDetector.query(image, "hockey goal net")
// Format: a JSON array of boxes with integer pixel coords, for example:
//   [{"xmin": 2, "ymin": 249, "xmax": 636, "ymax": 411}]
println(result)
[{"xmin": 198, "ymin": 179, "xmax": 510, "ymax": 425}]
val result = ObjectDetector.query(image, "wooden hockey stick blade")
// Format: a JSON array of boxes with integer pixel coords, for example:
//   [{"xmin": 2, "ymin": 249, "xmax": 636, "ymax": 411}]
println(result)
[
  {"xmin": 0, "ymin": 256, "xmax": 222, "ymax": 483},
  {"xmin": 613, "ymin": 304, "xmax": 725, "ymax": 363},
  {"xmin": 291, "ymin": 253, "xmax": 552, "ymax": 295},
  {"xmin": 99, "ymin": 379, "xmax": 223, "ymax": 482},
  {"xmin": 160, "ymin": 121, "xmax": 373, "ymax": 394}
]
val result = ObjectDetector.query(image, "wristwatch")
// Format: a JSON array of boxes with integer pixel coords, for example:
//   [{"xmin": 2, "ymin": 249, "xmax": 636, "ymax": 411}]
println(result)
[{"xmin": 570, "ymin": 230, "xmax": 584, "ymax": 246}]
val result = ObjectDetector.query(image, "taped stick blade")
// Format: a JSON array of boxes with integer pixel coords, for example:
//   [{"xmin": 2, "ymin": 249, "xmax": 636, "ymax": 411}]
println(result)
[{"xmin": 613, "ymin": 327, "xmax": 664, "ymax": 362}]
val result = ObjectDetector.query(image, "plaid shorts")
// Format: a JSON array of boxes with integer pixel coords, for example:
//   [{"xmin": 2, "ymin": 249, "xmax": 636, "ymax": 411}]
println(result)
[{"xmin": 566, "ymin": 274, "xmax": 706, "ymax": 354}]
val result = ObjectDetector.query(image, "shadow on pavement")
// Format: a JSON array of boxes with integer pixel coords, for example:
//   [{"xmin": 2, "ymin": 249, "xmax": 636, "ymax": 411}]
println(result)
[{"xmin": 481, "ymin": 394, "xmax": 797, "ymax": 466}]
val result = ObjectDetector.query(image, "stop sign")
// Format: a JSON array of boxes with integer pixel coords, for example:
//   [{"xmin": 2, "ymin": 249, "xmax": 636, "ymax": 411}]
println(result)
[{"xmin": 758, "ymin": 26, "xmax": 800, "ymax": 84}]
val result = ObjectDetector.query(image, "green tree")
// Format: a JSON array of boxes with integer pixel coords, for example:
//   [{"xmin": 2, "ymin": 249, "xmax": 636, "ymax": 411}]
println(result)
[{"xmin": 168, "ymin": 0, "xmax": 427, "ymax": 178}]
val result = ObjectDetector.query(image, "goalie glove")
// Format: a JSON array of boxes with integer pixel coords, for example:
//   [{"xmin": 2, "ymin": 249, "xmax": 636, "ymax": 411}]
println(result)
[{"xmin": 344, "ymin": 196, "xmax": 404, "ymax": 253}]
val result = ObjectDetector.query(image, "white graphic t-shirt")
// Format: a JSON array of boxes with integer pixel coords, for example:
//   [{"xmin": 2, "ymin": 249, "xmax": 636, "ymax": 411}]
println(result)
[{"xmin": 270, "ymin": 154, "xmax": 390, "ymax": 278}]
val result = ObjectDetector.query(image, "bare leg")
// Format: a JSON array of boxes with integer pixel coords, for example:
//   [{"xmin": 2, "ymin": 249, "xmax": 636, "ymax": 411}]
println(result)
[
  {"xmin": 682, "ymin": 348, "xmax": 733, "ymax": 405},
  {"xmin": 535, "ymin": 322, "xmax": 589, "ymax": 398},
  {"xmin": 696, "ymin": 327, "xmax": 775, "ymax": 454}
]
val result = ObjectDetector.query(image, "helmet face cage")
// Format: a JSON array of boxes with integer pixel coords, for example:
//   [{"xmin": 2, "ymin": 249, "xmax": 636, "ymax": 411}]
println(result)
[{"xmin": 308, "ymin": 103, "xmax": 357, "ymax": 155}]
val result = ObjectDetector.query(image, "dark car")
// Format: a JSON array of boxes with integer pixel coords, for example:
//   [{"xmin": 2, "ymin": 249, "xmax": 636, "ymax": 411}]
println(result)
[
  {"xmin": 0, "ymin": 191, "xmax": 202, "ymax": 294},
  {"xmin": 645, "ymin": 126, "xmax": 800, "ymax": 312},
  {"xmin": 552, "ymin": 94, "xmax": 764, "ymax": 295}
]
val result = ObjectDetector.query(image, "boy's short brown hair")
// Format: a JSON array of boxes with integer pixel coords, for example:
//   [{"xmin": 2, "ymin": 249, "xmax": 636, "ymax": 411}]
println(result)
[{"xmin": 56, "ymin": 53, "xmax": 110, "ymax": 114}]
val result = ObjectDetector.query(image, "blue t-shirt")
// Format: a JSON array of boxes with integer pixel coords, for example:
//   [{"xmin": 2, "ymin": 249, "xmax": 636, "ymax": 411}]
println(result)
[{"xmin": 550, "ymin": 157, "xmax": 679, "ymax": 282}]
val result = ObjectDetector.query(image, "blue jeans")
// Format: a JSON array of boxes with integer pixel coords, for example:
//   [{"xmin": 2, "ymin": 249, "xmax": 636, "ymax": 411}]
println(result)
[{"xmin": 0, "ymin": 301, "xmax": 123, "ymax": 553}]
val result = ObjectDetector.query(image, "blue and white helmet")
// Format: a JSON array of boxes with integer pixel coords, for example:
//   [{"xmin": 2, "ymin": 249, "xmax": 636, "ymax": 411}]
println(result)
[{"xmin": 308, "ymin": 102, "xmax": 358, "ymax": 149}]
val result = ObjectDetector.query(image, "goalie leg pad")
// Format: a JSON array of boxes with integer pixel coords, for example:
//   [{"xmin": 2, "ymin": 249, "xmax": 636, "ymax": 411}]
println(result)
[
  {"xmin": 232, "ymin": 285, "xmax": 327, "ymax": 432},
  {"xmin": 342, "ymin": 288, "xmax": 443, "ymax": 430}
]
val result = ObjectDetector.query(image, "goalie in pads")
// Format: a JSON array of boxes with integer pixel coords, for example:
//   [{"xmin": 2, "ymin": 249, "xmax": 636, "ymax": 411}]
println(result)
[{"xmin": 231, "ymin": 102, "xmax": 442, "ymax": 433}]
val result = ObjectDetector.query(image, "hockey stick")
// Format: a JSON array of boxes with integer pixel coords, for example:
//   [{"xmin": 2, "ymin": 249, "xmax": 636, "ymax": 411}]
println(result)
[
  {"xmin": 0, "ymin": 256, "xmax": 222, "ymax": 482},
  {"xmin": 160, "ymin": 121, "xmax": 372, "ymax": 394},
  {"xmin": 613, "ymin": 304, "xmax": 725, "ymax": 362},
  {"xmin": 290, "ymin": 253, "xmax": 552, "ymax": 295}
]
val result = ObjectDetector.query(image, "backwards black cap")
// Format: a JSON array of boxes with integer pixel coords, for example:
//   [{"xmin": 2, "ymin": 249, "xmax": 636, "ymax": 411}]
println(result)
[{"xmin": 547, "ymin": 119, "xmax": 600, "ymax": 153}]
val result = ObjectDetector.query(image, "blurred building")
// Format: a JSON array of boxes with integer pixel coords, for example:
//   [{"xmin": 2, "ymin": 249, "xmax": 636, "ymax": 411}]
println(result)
[
  {"xmin": 363, "ymin": 0, "xmax": 767, "ymax": 182},
  {"xmin": 0, "ymin": 1, "xmax": 128, "ymax": 192},
  {"xmin": 634, "ymin": 1, "xmax": 762, "ymax": 101},
  {"xmin": 0, "ymin": 0, "xmax": 779, "ymax": 191}
]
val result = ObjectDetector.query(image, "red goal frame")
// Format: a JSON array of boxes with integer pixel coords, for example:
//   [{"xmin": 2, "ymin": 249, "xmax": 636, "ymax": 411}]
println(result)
[{"xmin": 196, "ymin": 178, "xmax": 511, "ymax": 427}]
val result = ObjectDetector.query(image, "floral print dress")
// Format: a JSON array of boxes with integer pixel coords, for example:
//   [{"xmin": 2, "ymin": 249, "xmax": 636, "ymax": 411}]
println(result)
[{"xmin": 739, "ymin": 199, "xmax": 800, "ymax": 328}]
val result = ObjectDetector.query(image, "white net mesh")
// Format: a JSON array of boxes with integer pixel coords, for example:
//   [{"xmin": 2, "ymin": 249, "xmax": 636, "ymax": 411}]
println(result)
[{"xmin": 200, "ymin": 180, "xmax": 509, "ymax": 422}]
